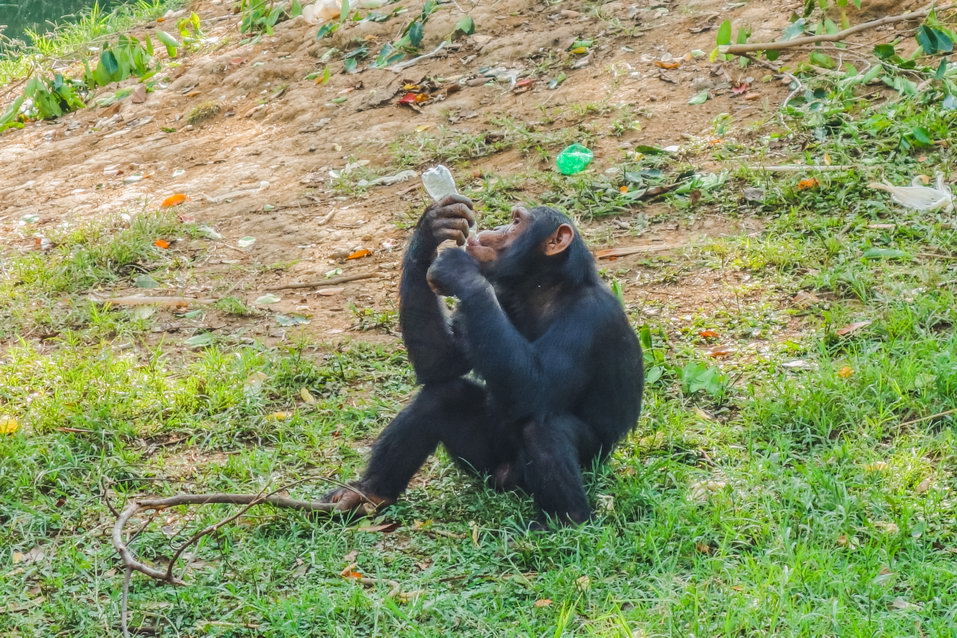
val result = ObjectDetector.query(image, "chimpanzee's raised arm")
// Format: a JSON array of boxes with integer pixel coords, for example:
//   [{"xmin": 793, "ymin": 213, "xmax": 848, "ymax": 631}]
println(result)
[{"xmin": 399, "ymin": 195, "xmax": 476, "ymax": 384}]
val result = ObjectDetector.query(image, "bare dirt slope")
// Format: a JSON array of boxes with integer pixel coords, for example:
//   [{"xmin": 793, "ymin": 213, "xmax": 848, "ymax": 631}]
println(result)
[{"xmin": 0, "ymin": 0, "xmax": 799, "ymax": 343}]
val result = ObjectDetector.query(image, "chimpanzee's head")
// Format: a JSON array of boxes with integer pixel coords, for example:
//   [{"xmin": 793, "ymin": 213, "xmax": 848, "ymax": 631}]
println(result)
[{"xmin": 465, "ymin": 205, "xmax": 593, "ymax": 287}]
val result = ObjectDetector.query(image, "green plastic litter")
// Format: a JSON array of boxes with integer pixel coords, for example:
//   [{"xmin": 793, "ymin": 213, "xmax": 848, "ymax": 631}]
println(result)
[{"xmin": 555, "ymin": 143, "xmax": 594, "ymax": 175}]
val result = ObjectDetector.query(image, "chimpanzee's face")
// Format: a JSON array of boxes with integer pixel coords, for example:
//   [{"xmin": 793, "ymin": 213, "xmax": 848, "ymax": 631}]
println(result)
[{"xmin": 465, "ymin": 206, "xmax": 531, "ymax": 264}]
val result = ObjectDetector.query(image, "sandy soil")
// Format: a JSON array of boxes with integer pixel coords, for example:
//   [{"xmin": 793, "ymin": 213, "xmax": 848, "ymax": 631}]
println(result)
[{"xmin": 0, "ymin": 0, "xmax": 805, "ymax": 344}]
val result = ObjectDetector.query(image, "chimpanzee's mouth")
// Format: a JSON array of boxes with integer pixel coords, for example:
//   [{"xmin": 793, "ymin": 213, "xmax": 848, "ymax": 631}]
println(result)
[{"xmin": 465, "ymin": 237, "xmax": 497, "ymax": 262}]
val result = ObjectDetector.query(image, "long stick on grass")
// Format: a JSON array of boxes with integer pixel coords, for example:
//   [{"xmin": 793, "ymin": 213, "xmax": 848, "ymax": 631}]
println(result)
[
  {"xmin": 112, "ymin": 488, "xmax": 373, "ymax": 584},
  {"xmin": 720, "ymin": 3, "xmax": 957, "ymax": 55},
  {"xmin": 112, "ymin": 482, "xmax": 376, "ymax": 636}
]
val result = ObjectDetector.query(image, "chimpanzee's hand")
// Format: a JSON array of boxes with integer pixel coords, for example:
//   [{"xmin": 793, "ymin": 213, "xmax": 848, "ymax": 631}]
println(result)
[
  {"xmin": 411, "ymin": 195, "xmax": 476, "ymax": 258},
  {"xmin": 427, "ymin": 247, "xmax": 485, "ymax": 298}
]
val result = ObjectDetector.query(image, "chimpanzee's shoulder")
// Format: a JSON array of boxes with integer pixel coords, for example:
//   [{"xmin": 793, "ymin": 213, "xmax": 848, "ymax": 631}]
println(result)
[{"xmin": 557, "ymin": 285, "xmax": 630, "ymax": 334}]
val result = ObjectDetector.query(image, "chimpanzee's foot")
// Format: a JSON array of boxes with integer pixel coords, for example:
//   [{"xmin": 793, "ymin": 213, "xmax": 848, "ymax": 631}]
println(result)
[
  {"xmin": 321, "ymin": 482, "xmax": 396, "ymax": 516},
  {"xmin": 529, "ymin": 509, "xmax": 593, "ymax": 531},
  {"xmin": 490, "ymin": 462, "xmax": 521, "ymax": 492}
]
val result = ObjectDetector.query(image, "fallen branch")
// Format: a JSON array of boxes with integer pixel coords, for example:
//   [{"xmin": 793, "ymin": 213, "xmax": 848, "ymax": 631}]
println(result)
[
  {"xmin": 265, "ymin": 270, "xmax": 380, "ymax": 291},
  {"xmin": 594, "ymin": 243, "xmax": 688, "ymax": 259},
  {"xmin": 752, "ymin": 164, "xmax": 857, "ymax": 172},
  {"xmin": 112, "ymin": 488, "xmax": 374, "ymax": 586},
  {"xmin": 720, "ymin": 3, "xmax": 957, "ymax": 54},
  {"xmin": 162, "ymin": 484, "xmax": 277, "ymax": 584},
  {"xmin": 113, "ymin": 482, "xmax": 371, "ymax": 637},
  {"xmin": 91, "ymin": 295, "xmax": 216, "ymax": 308},
  {"xmin": 387, "ymin": 41, "xmax": 447, "ymax": 72}
]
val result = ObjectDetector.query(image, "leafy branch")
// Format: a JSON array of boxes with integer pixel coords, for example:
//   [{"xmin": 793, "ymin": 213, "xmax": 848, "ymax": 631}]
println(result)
[
  {"xmin": 711, "ymin": 2, "xmax": 957, "ymax": 109},
  {"xmin": 718, "ymin": 3, "xmax": 957, "ymax": 55}
]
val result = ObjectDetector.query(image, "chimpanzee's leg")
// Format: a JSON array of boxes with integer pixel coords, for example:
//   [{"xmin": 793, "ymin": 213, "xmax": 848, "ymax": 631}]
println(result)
[
  {"xmin": 361, "ymin": 378, "xmax": 498, "ymax": 500},
  {"xmin": 519, "ymin": 414, "xmax": 601, "ymax": 524}
]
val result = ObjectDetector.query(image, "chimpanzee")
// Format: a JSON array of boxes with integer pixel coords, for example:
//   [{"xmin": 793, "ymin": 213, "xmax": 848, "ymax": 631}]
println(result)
[{"xmin": 322, "ymin": 196, "xmax": 643, "ymax": 526}]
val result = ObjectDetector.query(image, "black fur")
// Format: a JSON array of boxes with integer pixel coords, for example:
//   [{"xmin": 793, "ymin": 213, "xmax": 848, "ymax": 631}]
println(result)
[{"xmin": 359, "ymin": 205, "xmax": 643, "ymax": 524}]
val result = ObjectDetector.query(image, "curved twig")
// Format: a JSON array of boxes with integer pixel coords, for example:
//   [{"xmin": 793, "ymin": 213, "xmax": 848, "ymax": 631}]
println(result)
[
  {"xmin": 720, "ymin": 3, "xmax": 957, "ymax": 55},
  {"xmin": 163, "ymin": 482, "xmax": 279, "ymax": 583},
  {"xmin": 112, "ymin": 488, "xmax": 374, "ymax": 586},
  {"xmin": 358, "ymin": 576, "xmax": 402, "ymax": 598},
  {"xmin": 342, "ymin": 563, "xmax": 402, "ymax": 598}
]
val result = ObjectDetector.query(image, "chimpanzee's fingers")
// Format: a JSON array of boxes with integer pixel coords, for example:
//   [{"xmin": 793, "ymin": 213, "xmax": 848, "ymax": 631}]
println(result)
[
  {"xmin": 435, "ymin": 228, "xmax": 467, "ymax": 245},
  {"xmin": 436, "ymin": 194, "xmax": 474, "ymax": 209},
  {"xmin": 433, "ymin": 217, "xmax": 470, "ymax": 234},
  {"xmin": 433, "ymin": 217, "xmax": 470, "ymax": 245},
  {"xmin": 433, "ymin": 203, "xmax": 476, "ymax": 227}
]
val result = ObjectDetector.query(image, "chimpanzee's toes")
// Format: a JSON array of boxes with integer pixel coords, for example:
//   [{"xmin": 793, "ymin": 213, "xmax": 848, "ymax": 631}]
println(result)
[
  {"xmin": 490, "ymin": 462, "xmax": 520, "ymax": 492},
  {"xmin": 320, "ymin": 482, "xmax": 395, "ymax": 518}
]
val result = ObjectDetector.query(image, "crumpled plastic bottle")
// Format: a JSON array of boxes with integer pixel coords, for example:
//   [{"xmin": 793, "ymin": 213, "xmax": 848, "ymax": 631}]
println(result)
[
  {"xmin": 555, "ymin": 143, "xmax": 594, "ymax": 175},
  {"xmin": 870, "ymin": 173, "xmax": 953, "ymax": 212},
  {"xmin": 421, "ymin": 165, "xmax": 458, "ymax": 202}
]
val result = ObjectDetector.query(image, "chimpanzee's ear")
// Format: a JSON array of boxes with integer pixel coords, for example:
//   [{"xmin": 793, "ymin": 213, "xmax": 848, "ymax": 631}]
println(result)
[{"xmin": 543, "ymin": 223, "xmax": 574, "ymax": 256}]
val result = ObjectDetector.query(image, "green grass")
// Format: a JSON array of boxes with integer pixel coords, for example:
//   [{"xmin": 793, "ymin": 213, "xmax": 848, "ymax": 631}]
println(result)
[
  {"xmin": 3, "ymin": 287, "xmax": 956, "ymax": 635},
  {"xmin": 0, "ymin": 211, "xmax": 189, "ymax": 340},
  {"xmin": 0, "ymin": 0, "xmax": 187, "ymax": 87},
  {"xmin": 4, "ymin": 41, "xmax": 957, "ymax": 638}
]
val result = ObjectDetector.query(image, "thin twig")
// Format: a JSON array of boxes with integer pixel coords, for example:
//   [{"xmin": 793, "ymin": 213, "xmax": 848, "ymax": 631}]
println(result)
[
  {"xmin": 121, "ymin": 567, "xmax": 132, "ymax": 638},
  {"xmin": 91, "ymin": 295, "xmax": 216, "ymax": 308},
  {"xmin": 751, "ymin": 164, "xmax": 858, "ymax": 172},
  {"xmin": 56, "ymin": 426, "xmax": 98, "ymax": 434},
  {"xmin": 387, "ymin": 41, "xmax": 448, "ymax": 72},
  {"xmin": 721, "ymin": 3, "xmax": 957, "ymax": 54},
  {"xmin": 101, "ymin": 478, "xmax": 120, "ymax": 518},
  {"xmin": 265, "ymin": 271, "xmax": 380, "ymax": 291},
  {"xmin": 357, "ymin": 576, "xmax": 402, "ymax": 598},
  {"xmin": 342, "ymin": 563, "xmax": 402, "ymax": 598},
  {"xmin": 112, "ymin": 486, "xmax": 374, "ymax": 585},
  {"xmin": 163, "ymin": 481, "xmax": 279, "ymax": 583},
  {"xmin": 741, "ymin": 53, "xmax": 799, "ymax": 85},
  {"xmin": 899, "ymin": 407, "xmax": 957, "ymax": 427},
  {"xmin": 740, "ymin": 53, "xmax": 804, "ymax": 109},
  {"xmin": 0, "ymin": 74, "xmax": 29, "ymax": 103}
]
